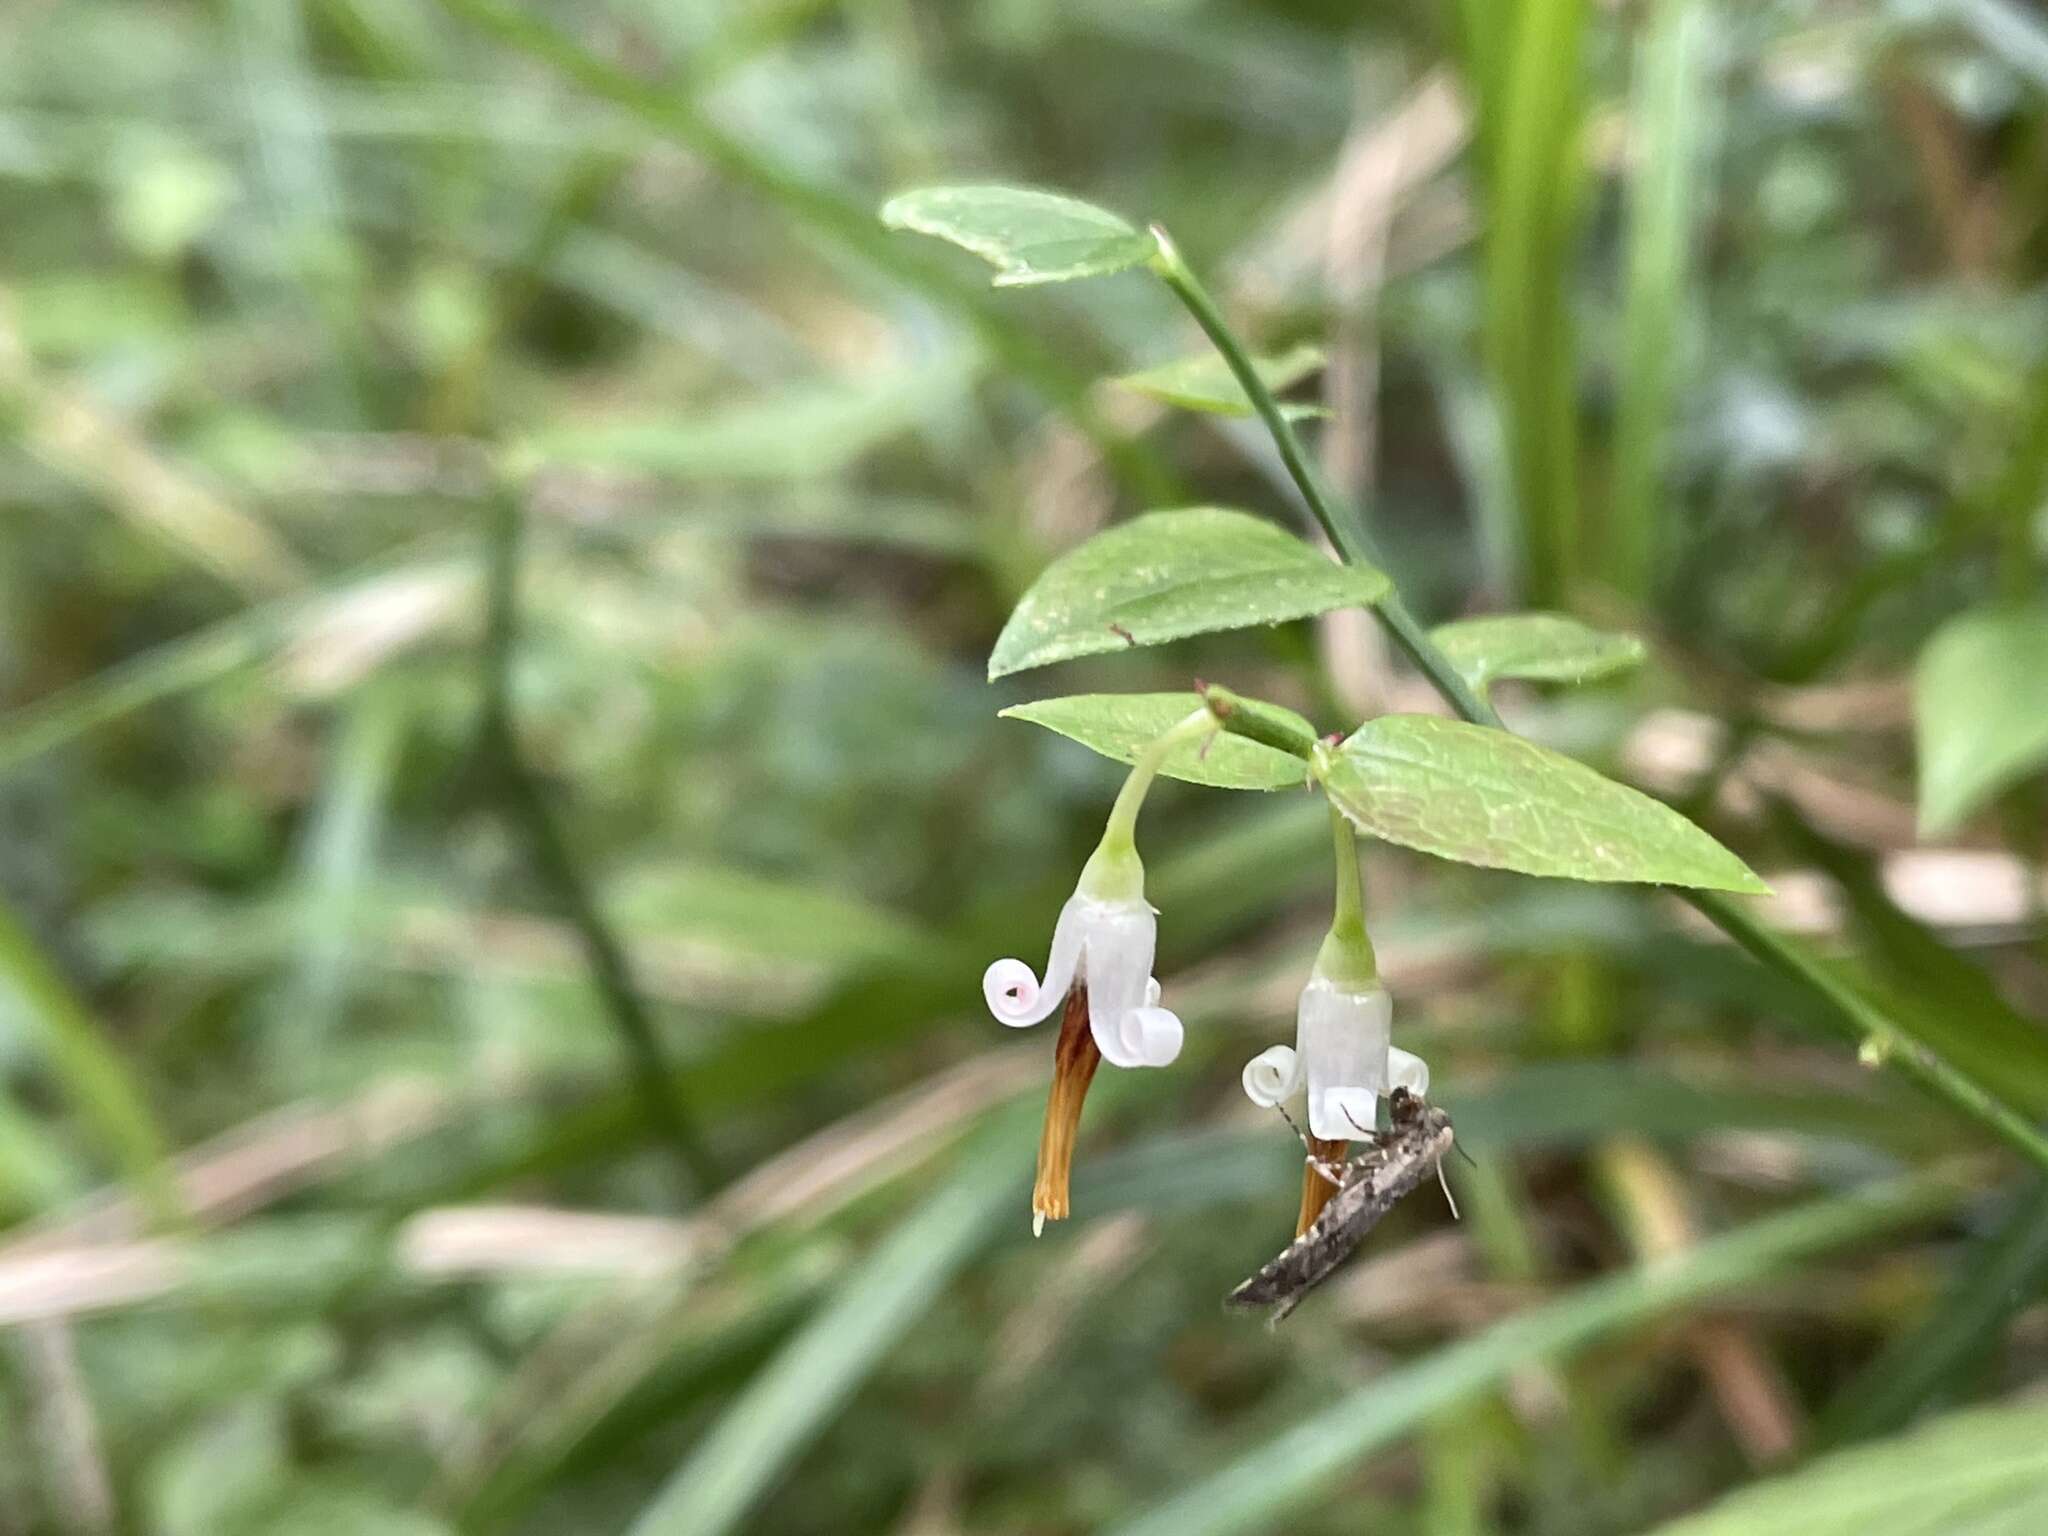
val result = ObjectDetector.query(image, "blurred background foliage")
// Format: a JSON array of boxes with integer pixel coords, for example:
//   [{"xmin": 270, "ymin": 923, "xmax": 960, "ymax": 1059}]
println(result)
[{"xmin": 1, "ymin": 1, "xmax": 2046, "ymax": 1533}]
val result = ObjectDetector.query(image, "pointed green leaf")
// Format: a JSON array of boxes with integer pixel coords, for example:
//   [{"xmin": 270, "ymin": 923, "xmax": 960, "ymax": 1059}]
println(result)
[
  {"xmin": 1639, "ymin": 1397, "xmax": 2048, "ymax": 1536},
  {"xmin": 1114, "ymin": 344, "xmax": 1328, "ymax": 420},
  {"xmin": 989, "ymin": 508, "xmax": 1389, "ymax": 679},
  {"xmin": 879, "ymin": 185, "xmax": 1157, "ymax": 286},
  {"xmin": 1429, "ymin": 612, "xmax": 1646, "ymax": 690},
  {"xmin": 1320, "ymin": 716, "xmax": 1766, "ymax": 892},
  {"xmin": 1915, "ymin": 602, "xmax": 2048, "ymax": 834},
  {"xmin": 1001, "ymin": 694, "xmax": 1312, "ymax": 790}
]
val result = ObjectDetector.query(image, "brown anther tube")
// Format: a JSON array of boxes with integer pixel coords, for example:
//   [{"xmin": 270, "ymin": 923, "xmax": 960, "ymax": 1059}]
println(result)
[
  {"xmin": 1031, "ymin": 985, "xmax": 1101, "ymax": 1231},
  {"xmin": 1297, "ymin": 1135, "xmax": 1348, "ymax": 1235}
]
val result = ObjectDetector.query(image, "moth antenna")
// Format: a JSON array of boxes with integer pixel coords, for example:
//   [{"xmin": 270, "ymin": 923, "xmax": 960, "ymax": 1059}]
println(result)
[
  {"xmin": 1274, "ymin": 1101, "xmax": 1311, "ymax": 1152},
  {"xmin": 1455, "ymin": 1141, "xmax": 1479, "ymax": 1170},
  {"xmin": 1435, "ymin": 1157, "xmax": 1460, "ymax": 1221},
  {"xmin": 1341, "ymin": 1102, "xmax": 1378, "ymax": 1138}
]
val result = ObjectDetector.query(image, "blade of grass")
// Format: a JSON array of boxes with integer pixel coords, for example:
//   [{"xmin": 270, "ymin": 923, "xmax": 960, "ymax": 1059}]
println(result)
[
  {"xmin": 1611, "ymin": 0, "xmax": 1716, "ymax": 601},
  {"xmin": 432, "ymin": 0, "xmax": 1173, "ymax": 501},
  {"xmin": 1106, "ymin": 1169, "xmax": 1967, "ymax": 1536},
  {"xmin": 1816, "ymin": 1176, "xmax": 2048, "ymax": 1447},
  {"xmin": 0, "ymin": 556, "xmax": 467, "ymax": 778},
  {"xmin": 228, "ymin": 0, "xmax": 373, "ymax": 423},
  {"xmin": 272, "ymin": 687, "xmax": 411, "ymax": 1072},
  {"xmin": 1481, "ymin": 0, "xmax": 1588, "ymax": 607},
  {"xmin": 0, "ymin": 900, "xmax": 181, "ymax": 1225},
  {"xmin": 0, "ymin": 607, "xmax": 280, "ymax": 777},
  {"xmin": 623, "ymin": 1112, "xmax": 1027, "ymax": 1536}
]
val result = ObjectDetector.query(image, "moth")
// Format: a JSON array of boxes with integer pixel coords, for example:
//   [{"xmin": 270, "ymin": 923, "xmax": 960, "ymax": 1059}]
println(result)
[{"xmin": 1227, "ymin": 1087, "xmax": 1456, "ymax": 1324}]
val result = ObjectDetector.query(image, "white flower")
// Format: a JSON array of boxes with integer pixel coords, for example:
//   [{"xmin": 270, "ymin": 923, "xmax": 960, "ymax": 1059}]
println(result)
[
  {"xmin": 983, "ymin": 890, "xmax": 1184, "ymax": 1068},
  {"xmin": 1241, "ymin": 976, "xmax": 1428, "ymax": 1139}
]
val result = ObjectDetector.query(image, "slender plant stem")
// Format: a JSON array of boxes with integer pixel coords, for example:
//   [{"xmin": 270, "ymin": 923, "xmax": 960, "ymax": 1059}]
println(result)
[
  {"xmin": 1316, "ymin": 806, "xmax": 1378, "ymax": 988},
  {"xmin": 1156, "ymin": 237, "xmax": 2048, "ymax": 1176},
  {"xmin": 1692, "ymin": 888, "xmax": 2048, "ymax": 1171},
  {"xmin": 1198, "ymin": 683, "xmax": 1319, "ymax": 757},
  {"xmin": 480, "ymin": 485, "xmax": 722, "ymax": 1197},
  {"xmin": 1149, "ymin": 232, "xmax": 1500, "ymax": 729}
]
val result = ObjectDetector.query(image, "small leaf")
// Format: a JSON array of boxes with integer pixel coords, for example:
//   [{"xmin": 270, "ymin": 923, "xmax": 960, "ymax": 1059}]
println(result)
[
  {"xmin": 1429, "ymin": 612, "xmax": 1646, "ymax": 690},
  {"xmin": 1320, "ymin": 716, "xmax": 1766, "ymax": 892},
  {"xmin": 1001, "ymin": 695, "xmax": 1311, "ymax": 790},
  {"xmin": 1915, "ymin": 602, "xmax": 2048, "ymax": 834},
  {"xmin": 1638, "ymin": 1397, "xmax": 2048, "ymax": 1536},
  {"xmin": 1114, "ymin": 344, "xmax": 1328, "ymax": 420},
  {"xmin": 989, "ymin": 508, "xmax": 1389, "ymax": 679},
  {"xmin": 879, "ymin": 185, "xmax": 1158, "ymax": 286}
]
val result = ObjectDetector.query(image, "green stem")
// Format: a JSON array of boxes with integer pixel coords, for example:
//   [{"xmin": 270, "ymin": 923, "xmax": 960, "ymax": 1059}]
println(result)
[
  {"xmin": 1152, "ymin": 235, "xmax": 2048, "ymax": 1176},
  {"xmin": 1148, "ymin": 231, "xmax": 1501, "ymax": 729},
  {"xmin": 480, "ymin": 483, "xmax": 722, "ymax": 1198},
  {"xmin": 1692, "ymin": 888, "xmax": 2048, "ymax": 1172},
  {"xmin": 1199, "ymin": 683, "xmax": 1320, "ymax": 758},
  {"xmin": 1082, "ymin": 709, "xmax": 1214, "ymax": 900},
  {"xmin": 1316, "ymin": 807, "xmax": 1378, "ymax": 988},
  {"xmin": 1329, "ymin": 805, "xmax": 1364, "ymax": 937}
]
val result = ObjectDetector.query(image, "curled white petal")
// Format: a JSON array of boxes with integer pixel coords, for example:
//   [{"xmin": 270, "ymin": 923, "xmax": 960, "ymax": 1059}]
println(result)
[
  {"xmin": 1144, "ymin": 977, "xmax": 1162, "ymax": 1007},
  {"xmin": 982, "ymin": 958, "xmax": 1047, "ymax": 1027},
  {"xmin": 1117, "ymin": 1004, "xmax": 1184, "ymax": 1068},
  {"xmin": 1075, "ymin": 896, "xmax": 1161, "ymax": 1068},
  {"xmin": 1388, "ymin": 1046, "xmax": 1429, "ymax": 1097},
  {"xmin": 982, "ymin": 894, "xmax": 1091, "ymax": 1028},
  {"xmin": 1241, "ymin": 1044, "xmax": 1302, "ymax": 1107}
]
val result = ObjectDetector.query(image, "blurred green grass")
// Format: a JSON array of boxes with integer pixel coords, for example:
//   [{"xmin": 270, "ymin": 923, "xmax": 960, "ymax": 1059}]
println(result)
[{"xmin": 2, "ymin": 2, "xmax": 2046, "ymax": 1535}]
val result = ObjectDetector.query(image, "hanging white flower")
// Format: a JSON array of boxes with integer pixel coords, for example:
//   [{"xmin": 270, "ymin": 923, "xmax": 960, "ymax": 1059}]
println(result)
[
  {"xmin": 983, "ymin": 705, "xmax": 1216, "ymax": 1234},
  {"xmin": 1242, "ymin": 809, "xmax": 1426, "ymax": 1145},
  {"xmin": 983, "ymin": 889, "xmax": 1183, "ymax": 1067}
]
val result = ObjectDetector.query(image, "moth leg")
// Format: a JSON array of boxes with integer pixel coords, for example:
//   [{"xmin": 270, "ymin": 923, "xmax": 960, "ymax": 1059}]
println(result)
[{"xmin": 1276, "ymin": 1103, "xmax": 1347, "ymax": 1187}]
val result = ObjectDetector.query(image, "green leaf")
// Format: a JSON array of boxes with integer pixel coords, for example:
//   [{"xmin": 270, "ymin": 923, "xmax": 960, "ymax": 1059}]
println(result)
[
  {"xmin": 1914, "ymin": 603, "xmax": 2048, "ymax": 834},
  {"xmin": 1113, "ymin": 344, "xmax": 1328, "ymax": 420},
  {"xmin": 1429, "ymin": 612, "xmax": 1646, "ymax": 691},
  {"xmin": 988, "ymin": 508, "xmax": 1389, "ymax": 679},
  {"xmin": 1320, "ymin": 716, "xmax": 1766, "ymax": 892},
  {"xmin": 1001, "ymin": 694, "xmax": 1311, "ymax": 790},
  {"xmin": 1639, "ymin": 1397, "xmax": 2048, "ymax": 1536},
  {"xmin": 878, "ymin": 185, "xmax": 1158, "ymax": 286}
]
